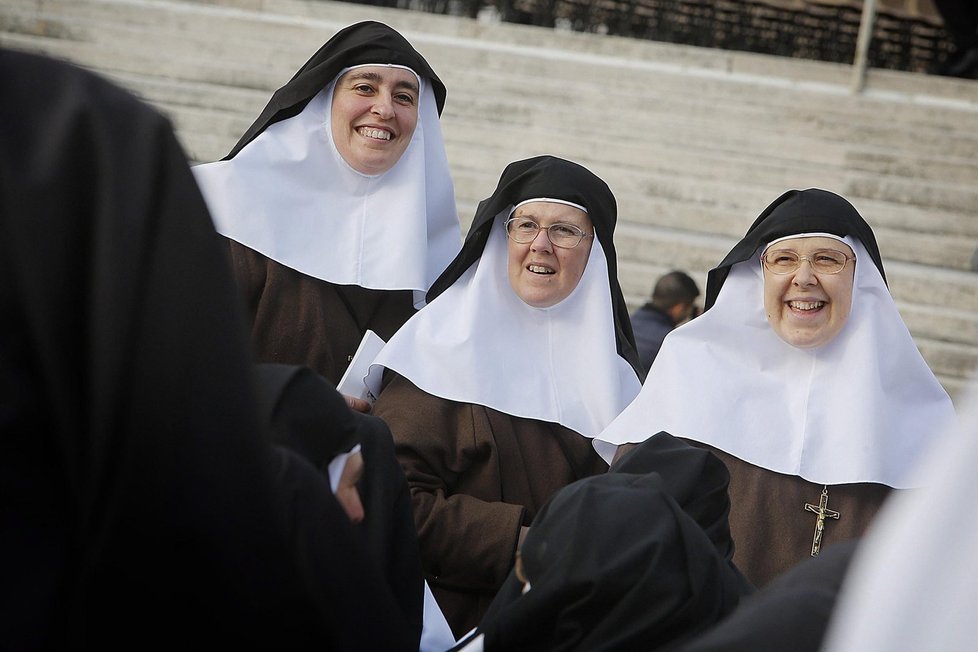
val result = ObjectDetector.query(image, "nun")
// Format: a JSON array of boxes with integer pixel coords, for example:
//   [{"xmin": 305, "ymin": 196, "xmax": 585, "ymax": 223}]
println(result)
[
  {"xmin": 371, "ymin": 155, "xmax": 643, "ymax": 636},
  {"xmin": 193, "ymin": 21, "xmax": 461, "ymax": 386},
  {"xmin": 598, "ymin": 188, "xmax": 958, "ymax": 587}
]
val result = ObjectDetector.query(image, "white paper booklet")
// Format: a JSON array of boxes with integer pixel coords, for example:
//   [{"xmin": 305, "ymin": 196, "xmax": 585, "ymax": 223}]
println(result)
[{"xmin": 336, "ymin": 329, "xmax": 386, "ymax": 404}]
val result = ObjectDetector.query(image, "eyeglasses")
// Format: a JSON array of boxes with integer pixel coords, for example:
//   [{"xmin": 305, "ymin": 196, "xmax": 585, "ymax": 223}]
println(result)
[
  {"xmin": 505, "ymin": 217, "xmax": 593, "ymax": 249},
  {"xmin": 761, "ymin": 248, "xmax": 856, "ymax": 275}
]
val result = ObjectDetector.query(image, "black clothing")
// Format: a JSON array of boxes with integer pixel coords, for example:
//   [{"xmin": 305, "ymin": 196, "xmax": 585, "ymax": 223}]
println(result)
[
  {"xmin": 704, "ymin": 188, "xmax": 885, "ymax": 310},
  {"xmin": 0, "ymin": 50, "xmax": 414, "ymax": 650},
  {"xmin": 610, "ymin": 433, "xmax": 750, "ymax": 595},
  {"xmin": 427, "ymin": 155, "xmax": 641, "ymax": 376},
  {"xmin": 256, "ymin": 363, "xmax": 362, "ymax": 462},
  {"xmin": 630, "ymin": 302, "xmax": 675, "ymax": 376},
  {"xmin": 357, "ymin": 412, "xmax": 425, "ymax": 640},
  {"xmin": 255, "ymin": 364, "xmax": 425, "ymax": 644},
  {"xmin": 225, "ymin": 20, "xmax": 446, "ymax": 159},
  {"xmin": 679, "ymin": 541, "xmax": 859, "ymax": 652}
]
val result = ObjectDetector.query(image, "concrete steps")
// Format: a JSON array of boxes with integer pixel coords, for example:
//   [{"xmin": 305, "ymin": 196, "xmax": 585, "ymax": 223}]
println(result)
[{"xmin": 2, "ymin": 0, "xmax": 976, "ymax": 402}]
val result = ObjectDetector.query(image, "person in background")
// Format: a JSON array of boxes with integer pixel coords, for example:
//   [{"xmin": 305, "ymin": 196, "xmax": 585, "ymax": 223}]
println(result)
[
  {"xmin": 193, "ymin": 21, "xmax": 460, "ymax": 389},
  {"xmin": 630, "ymin": 270, "xmax": 700, "ymax": 377},
  {"xmin": 372, "ymin": 156, "xmax": 642, "ymax": 637},
  {"xmin": 598, "ymin": 188, "xmax": 958, "ymax": 588}
]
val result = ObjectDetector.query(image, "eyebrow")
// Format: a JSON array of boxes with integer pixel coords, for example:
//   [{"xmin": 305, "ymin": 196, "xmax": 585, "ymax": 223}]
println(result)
[
  {"xmin": 768, "ymin": 246, "xmax": 852, "ymax": 254},
  {"xmin": 514, "ymin": 210, "xmax": 590, "ymax": 228},
  {"xmin": 345, "ymin": 70, "xmax": 420, "ymax": 95}
]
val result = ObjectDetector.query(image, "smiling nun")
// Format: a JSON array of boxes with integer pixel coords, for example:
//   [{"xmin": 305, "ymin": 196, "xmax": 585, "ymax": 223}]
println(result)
[
  {"xmin": 598, "ymin": 188, "xmax": 958, "ymax": 587},
  {"xmin": 371, "ymin": 156, "xmax": 643, "ymax": 637},
  {"xmin": 193, "ymin": 21, "xmax": 460, "ymax": 386}
]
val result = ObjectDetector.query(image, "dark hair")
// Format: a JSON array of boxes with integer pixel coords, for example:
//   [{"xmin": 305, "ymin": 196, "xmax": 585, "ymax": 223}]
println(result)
[{"xmin": 651, "ymin": 271, "xmax": 700, "ymax": 310}]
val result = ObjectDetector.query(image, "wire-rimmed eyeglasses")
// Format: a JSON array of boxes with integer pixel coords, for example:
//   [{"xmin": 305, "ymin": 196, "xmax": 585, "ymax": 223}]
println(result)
[
  {"xmin": 505, "ymin": 217, "xmax": 593, "ymax": 249},
  {"xmin": 761, "ymin": 248, "xmax": 856, "ymax": 275}
]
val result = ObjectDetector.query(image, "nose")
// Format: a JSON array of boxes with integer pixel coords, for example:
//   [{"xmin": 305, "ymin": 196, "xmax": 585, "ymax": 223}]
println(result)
[
  {"xmin": 530, "ymin": 226, "xmax": 554, "ymax": 252},
  {"xmin": 792, "ymin": 258, "xmax": 819, "ymax": 286},
  {"xmin": 371, "ymin": 93, "xmax": 395, "ymax": 119}
]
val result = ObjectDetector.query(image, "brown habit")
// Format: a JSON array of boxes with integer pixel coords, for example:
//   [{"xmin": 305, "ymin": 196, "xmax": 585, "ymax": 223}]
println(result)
[
  {"xmin": 698, "ymin": 444, "xmax": 891, "ymax": 587},
  {"xmin": 374, "ymin": 375, "xmax": 609, "ymax": 638},
  {"xmin": 226, "ymin": 239, "xmax": 416, "ymax": 385}
]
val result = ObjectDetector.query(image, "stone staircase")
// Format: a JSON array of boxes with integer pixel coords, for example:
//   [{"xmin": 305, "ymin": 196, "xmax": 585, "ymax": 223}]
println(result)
[{"xmin": 2, "ymin": 0, "xmax": 977, "ymax": 402}]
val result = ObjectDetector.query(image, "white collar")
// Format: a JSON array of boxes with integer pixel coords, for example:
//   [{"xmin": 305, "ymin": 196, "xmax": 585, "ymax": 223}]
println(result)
[
  {"xmin": 598, "ymin": 237, "xmax": 958, "ymax": 487},
  {"xmin": 192, "ymin": 72, "xmax": 460, "ymax": 307},
  {"xmin": 373, "ymin": 213, "xmax": 641, "ymax": 463}
]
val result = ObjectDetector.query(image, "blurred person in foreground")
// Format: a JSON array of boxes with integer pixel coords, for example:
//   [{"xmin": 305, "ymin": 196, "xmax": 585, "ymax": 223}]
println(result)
[{"xmin": 0, "ymin": 49, "xmax": 416, "ymax": 650}]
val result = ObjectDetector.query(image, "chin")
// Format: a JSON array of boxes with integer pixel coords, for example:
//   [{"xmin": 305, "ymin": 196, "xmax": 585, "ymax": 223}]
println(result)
[
  {"xmin": 779, "ymin": 330, "xmax": 837, "ymax": 349},
  {"xmin": 517, "ymin": 292, "xmax": 559, "ymax": 309}
]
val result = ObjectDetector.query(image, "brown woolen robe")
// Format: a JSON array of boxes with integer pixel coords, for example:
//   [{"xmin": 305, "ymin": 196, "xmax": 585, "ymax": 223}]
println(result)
[
  {"xmin": 225, "ymin": 238, "xmax": 416, "ymax": 385},
  {"xmin": 374, "ymin": 375, "xmax": 609, "ymax": 638},
  {"xmin": 694, "ymin": 443, "xmax": 891, "ymax": 588}
]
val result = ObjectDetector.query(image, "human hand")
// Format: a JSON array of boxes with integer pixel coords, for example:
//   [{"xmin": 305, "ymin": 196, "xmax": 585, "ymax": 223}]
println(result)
[{"xmin": 343, "ymin": 394, "xmax": 371, "ymax": 413}]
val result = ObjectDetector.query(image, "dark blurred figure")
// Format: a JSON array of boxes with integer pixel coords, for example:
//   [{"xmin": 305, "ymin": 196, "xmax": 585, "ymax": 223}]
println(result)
[
  {"xmin": 630, "ymin": 270, "xmax": 700, "ymax": 377},
  {"xmin": 0, "ymin": 49, "xmax": 415, "ymax": 650},
  {"xmin": 450, "ymin": 433, "xmax": 751, "ymax": 652},
  {"xmin": 678, "ymin": 541, "xmax": 859, "ymax": 652},
  {"xmin": 933, "ymin": 0, "xmax": 978, "ymax": 78},
  {"xmin": 256, "ymin": 363, "xmax": 424, "ymax": 643}
]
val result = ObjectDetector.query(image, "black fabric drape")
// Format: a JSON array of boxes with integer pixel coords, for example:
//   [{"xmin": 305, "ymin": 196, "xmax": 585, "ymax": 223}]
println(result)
[
  {"xmin": 678, "ymin": 540, "xmax": 859, "ymax": 652},
  {"xmin": 255, "ymin": 363, "xmax": 425, "ymax": 644}
]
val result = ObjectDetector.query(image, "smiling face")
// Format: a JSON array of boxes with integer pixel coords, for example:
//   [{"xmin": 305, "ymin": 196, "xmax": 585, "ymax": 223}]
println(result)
[
  {"xmin": 507, "ymin": 201, "xmax": 593, "ymax": 308},
  {"xmin": 330, "ymin": 66, "xmax": 420, "ymax": 175},
  {"xmin": 762, "ymin": 236, "xmax": 855, "ymax": 349}
]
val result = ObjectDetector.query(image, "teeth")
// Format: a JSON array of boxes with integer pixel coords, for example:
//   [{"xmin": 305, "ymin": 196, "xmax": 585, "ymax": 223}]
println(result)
[
  {"xmin": 357, "ymin": 127, "xmax": 391, "ymax": 140},
  {"xmin": 528, "ymin": 265, "xmax": 554, "ymax": 274},
  {"xmin": 789, "ymin": 301, "xmax": 824, "ymax": 311}
]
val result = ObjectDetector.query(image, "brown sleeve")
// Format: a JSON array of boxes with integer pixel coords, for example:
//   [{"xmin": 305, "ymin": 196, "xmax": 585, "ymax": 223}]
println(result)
[
  {"xmin": 224, "ymin": 237, "xmax": 267, "ymax": 326},
  {"xmin": 374, "ymin": 376, "xmax": 525, "ymax": 592}
]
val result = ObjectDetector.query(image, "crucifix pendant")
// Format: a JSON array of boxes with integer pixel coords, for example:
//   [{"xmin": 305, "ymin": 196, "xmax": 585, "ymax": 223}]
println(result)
[{"xmin": 804, "ymin": 485, "xmax": 840, "ymax": 557}]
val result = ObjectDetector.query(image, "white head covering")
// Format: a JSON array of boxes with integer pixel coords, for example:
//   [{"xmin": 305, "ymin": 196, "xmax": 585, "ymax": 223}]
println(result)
[
  {"xmin": 192, "ymin": 65, "xmax": 460, "ymax": 306},
  {"xmin": 598, "ymin": 226, "xmax": 958, "ymax": 488},
  {"xmin": 373, "ymin": 209, "xmax": 641, "ymax": 464}
]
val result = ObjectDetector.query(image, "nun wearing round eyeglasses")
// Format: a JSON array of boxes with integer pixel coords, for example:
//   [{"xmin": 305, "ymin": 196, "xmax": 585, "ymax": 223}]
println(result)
[
  {"xmin": 193, "ymin": 21, "xmax": 461, "ymax": 387},
  {"xmin": 598, "ymin": 188, "xmax": 958, "ymax": 588},
  {"xmin": 371, "ymin": 156, "xmax": 643, "ymax": 637}
]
